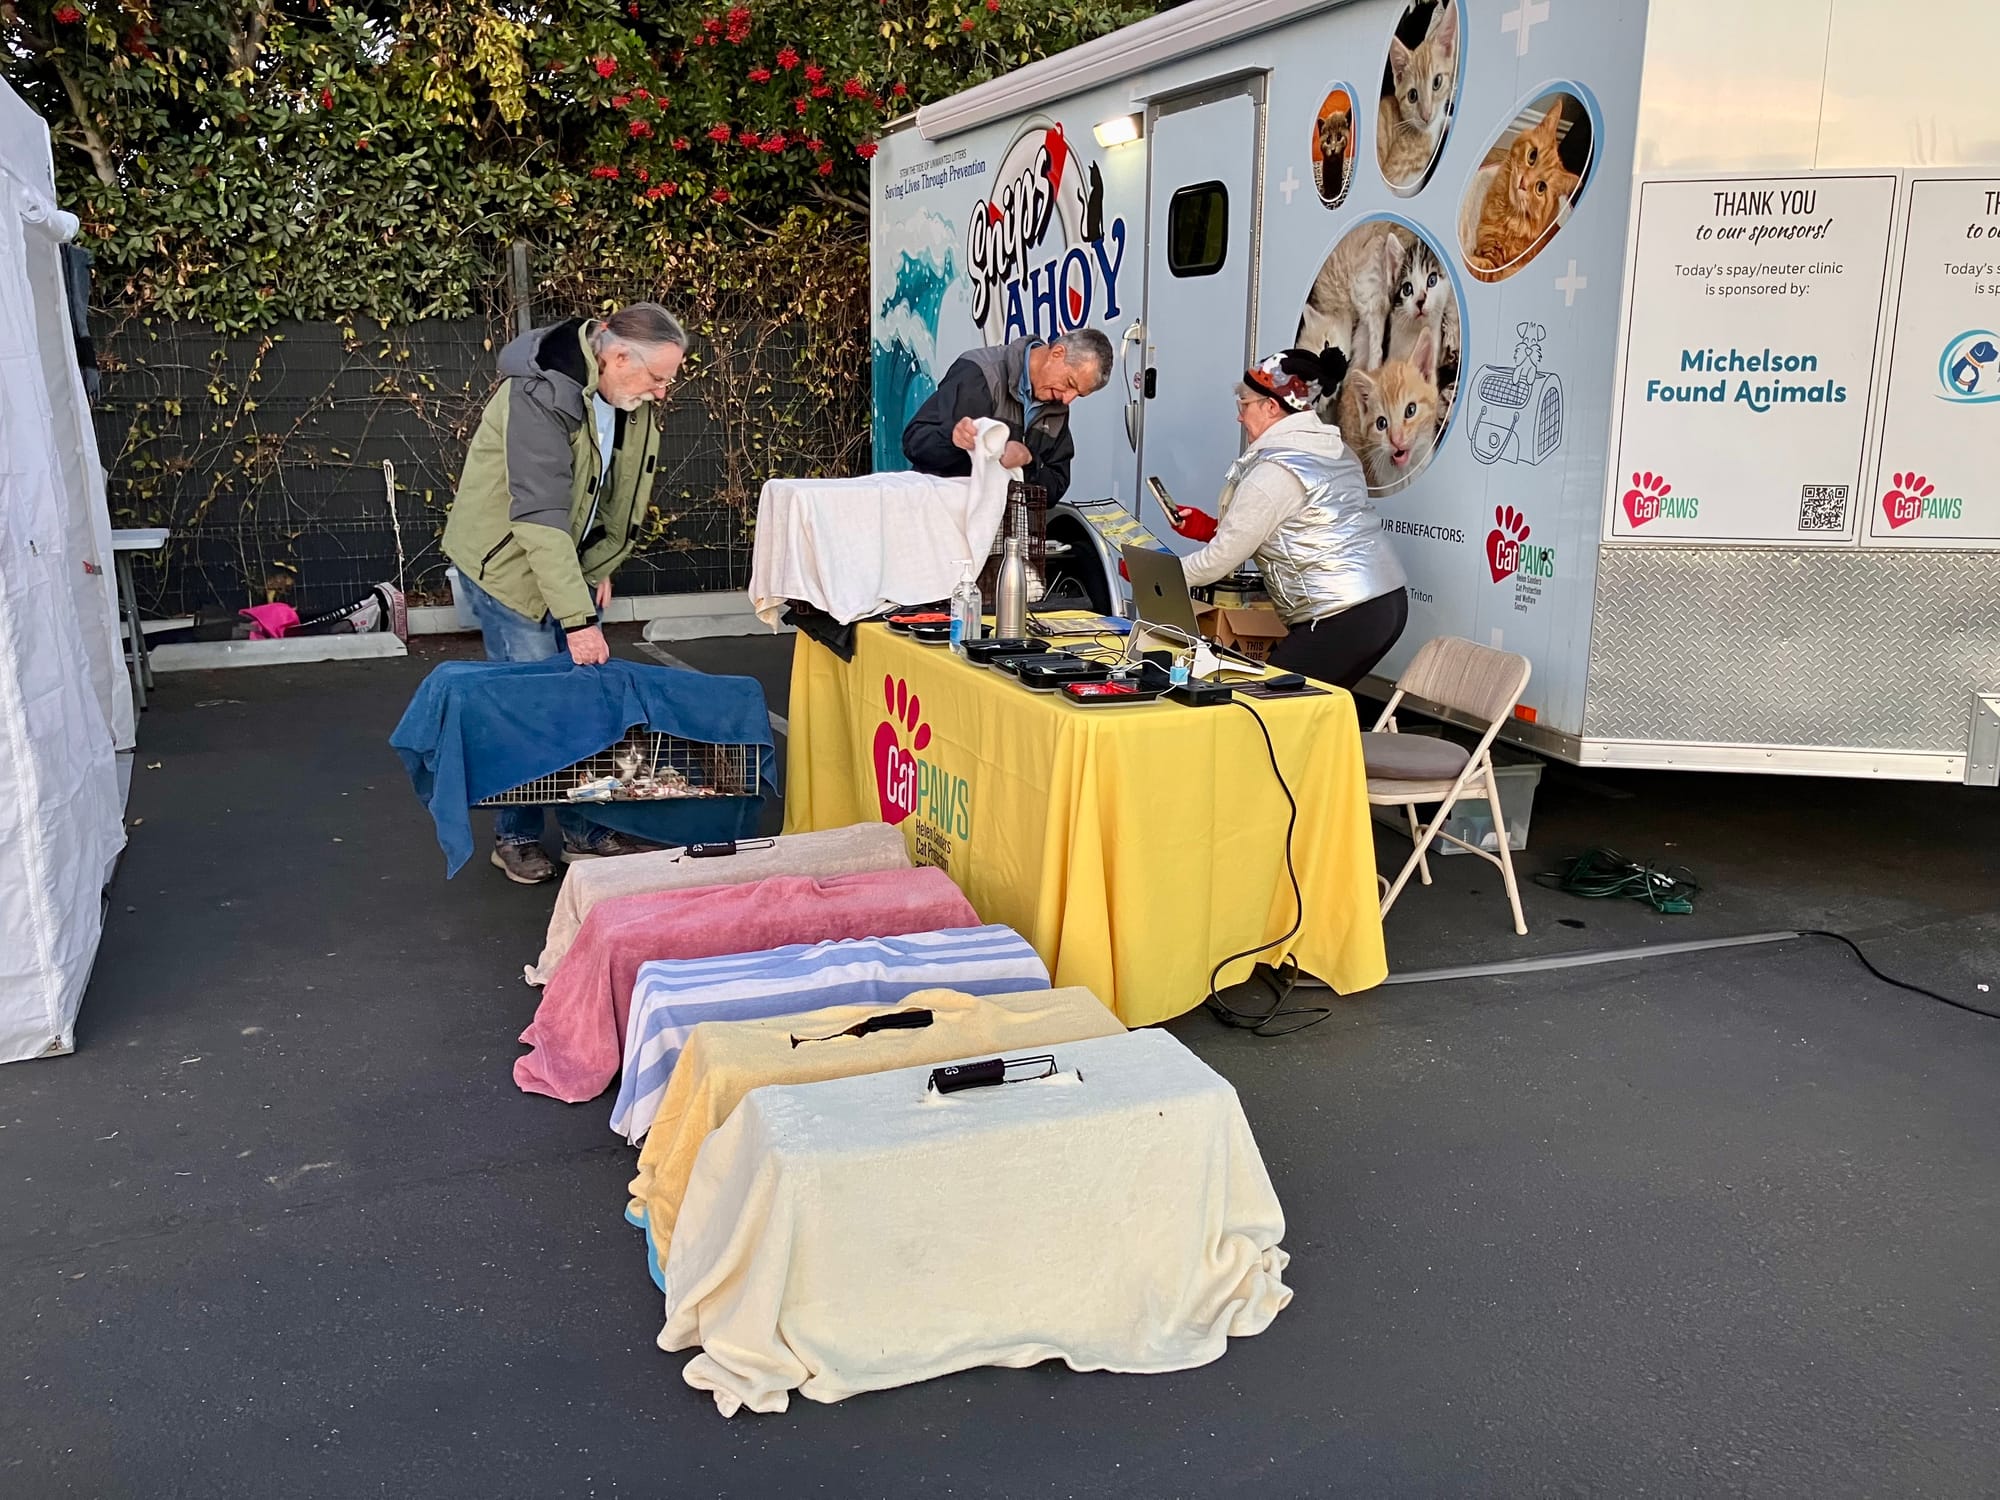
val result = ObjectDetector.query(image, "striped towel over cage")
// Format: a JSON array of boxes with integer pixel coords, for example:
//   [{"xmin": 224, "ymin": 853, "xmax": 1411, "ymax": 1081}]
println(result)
[{"xmin": 609, "ymin": 926, "xmax": 1052, "ymax": 1143}]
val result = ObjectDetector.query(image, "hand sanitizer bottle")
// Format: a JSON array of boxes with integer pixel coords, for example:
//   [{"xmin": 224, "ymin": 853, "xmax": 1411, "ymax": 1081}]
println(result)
[{"xmin": 949, "ymin": 561, "xmax": 982, "ymax": 656}]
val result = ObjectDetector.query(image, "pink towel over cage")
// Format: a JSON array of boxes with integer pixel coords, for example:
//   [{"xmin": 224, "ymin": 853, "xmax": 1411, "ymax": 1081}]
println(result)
[{"xmin": 514, "ymin": 866, "xmax": 979, "ymax": 1103}]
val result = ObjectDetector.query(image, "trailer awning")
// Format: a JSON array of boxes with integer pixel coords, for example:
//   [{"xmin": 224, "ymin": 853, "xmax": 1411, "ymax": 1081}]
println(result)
[{"xmin": 912, "ymin": 0, "xmax": 1351, "ymax": 142}]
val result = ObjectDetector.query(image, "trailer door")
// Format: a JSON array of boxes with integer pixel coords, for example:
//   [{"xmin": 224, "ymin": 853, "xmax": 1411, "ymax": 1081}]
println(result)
[{"xmin": 1140, "ymin": 80, "xmax": 1263, "ymax": 522}]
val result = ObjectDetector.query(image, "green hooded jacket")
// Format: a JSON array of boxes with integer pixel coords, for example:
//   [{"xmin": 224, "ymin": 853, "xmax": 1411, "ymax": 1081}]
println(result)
[{"xmin": 443, "ymin": 318, "xmax": 662, "ymax": 631}]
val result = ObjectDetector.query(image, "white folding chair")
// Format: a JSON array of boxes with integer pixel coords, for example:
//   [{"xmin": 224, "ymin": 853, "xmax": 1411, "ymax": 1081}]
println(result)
[{"xmin": 1361, "ymin": 637, "xmax": 1533, "ymax": 935}]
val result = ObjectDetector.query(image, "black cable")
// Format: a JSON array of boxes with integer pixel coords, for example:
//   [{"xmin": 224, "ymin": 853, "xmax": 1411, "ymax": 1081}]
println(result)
[
  {"xmin": 1795, "ymin": 929, "xmax": 2000, "ymax": 1021},
  {"xmin": 1204, "ymin": 700, "xmax": 1332, "ymax": 1037}
]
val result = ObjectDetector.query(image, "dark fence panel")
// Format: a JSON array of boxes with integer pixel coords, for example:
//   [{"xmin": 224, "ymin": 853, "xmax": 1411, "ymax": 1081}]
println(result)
[{"xmin": 94, "ymin": 310, "xmax": 848, "ymax": 621}]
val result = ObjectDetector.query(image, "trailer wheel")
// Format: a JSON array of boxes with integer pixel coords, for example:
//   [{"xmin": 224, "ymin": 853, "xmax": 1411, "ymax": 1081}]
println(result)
[{"xmin": 1041, "ymin": 512, "xmax": 1117, "ymax": 616}]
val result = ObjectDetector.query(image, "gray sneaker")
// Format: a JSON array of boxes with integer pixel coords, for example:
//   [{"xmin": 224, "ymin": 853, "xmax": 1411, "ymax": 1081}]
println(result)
[
  {"xmin": 491, "ymin": 841, "xmax": 557, "ymax": 884},
  {"xmin": 560, "ymin": 829, "xmax": 666, "ymax": 863}
]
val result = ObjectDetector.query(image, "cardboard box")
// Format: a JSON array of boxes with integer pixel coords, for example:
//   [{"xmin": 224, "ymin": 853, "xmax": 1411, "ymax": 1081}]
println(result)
[{"xmin": 1195, "ymin": 604, "xmax": 1289, "ymax": 664}]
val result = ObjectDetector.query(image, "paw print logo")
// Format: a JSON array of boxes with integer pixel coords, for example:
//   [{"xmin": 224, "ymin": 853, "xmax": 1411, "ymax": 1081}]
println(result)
[
  {"xmin": 1880, "ymin": 471, "xmax": 1934, "ymax": 530},
  {"xmin": 1485, "ymin": 505, "xmax": 1530, "ymax": 583},
  {"xmin": 1621, "ymin": 470, "xmax": 1672, "ymax": 528},
  {"xmin": 872, "ymin": 675, "xmax": 932, "ymax": 825}
]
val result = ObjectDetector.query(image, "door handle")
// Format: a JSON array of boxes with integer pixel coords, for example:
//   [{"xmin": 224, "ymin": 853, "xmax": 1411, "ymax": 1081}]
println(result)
[{"xmin": 1143, "ymin": 367, "xmax": 1158, "ymax": 399}]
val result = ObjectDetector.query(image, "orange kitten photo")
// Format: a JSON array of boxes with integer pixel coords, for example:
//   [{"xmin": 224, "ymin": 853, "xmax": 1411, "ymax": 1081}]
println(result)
[
  {"xmin": 1459, "ymin": 89, "xmax": 1594, "ymax": 284},
  {"xmin": 1313, "ymin": 87, "xmax": 1356, "ymax": 208}
]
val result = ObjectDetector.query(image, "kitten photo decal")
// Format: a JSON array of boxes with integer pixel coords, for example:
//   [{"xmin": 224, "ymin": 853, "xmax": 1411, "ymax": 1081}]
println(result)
[
  {"xmin": 1459, "ymin": 88, "xmax": 1595, "ymax": 283},
  {"xmin": 1297, "ymin": 216, "xmax": 1463, "ymax": 498},
  {"xmin": 1375, "ymin": 0, "xmax": 1461, "ymax": 197},
  {"xmin": 1312, "ymin": 87, "xmax": 1357, "ymax": 209}
]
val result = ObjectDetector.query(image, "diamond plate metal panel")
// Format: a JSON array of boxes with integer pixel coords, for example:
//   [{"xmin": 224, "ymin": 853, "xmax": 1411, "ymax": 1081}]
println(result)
[{"xmin": 1585, "ymin": 548, "xmax": 2000, "ymax": 751}]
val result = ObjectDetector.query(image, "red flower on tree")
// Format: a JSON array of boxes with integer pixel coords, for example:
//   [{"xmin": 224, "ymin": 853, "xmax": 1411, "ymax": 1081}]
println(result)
[
  {"xmin": 672, "ymin": 136, "xmax": 690, "ymax": 151},
  {"xmin": 637, "ymin": 167, "xmax": 650, "ymax": 182},
  {"xmin": 810, "ymin": 84, "xmax": 831, "ymax": 99},
  {"xmin": 724, "ymin": 6, "xmax": 752, "ymax": 43},
  {"xmin": 630, "ymin": 1, "xmax": 641, "ymax": 14},
  {"xmin": 842, "ymin": 77, "xmax": 868, "ymax": 99},
  {"xmin": 776, "ymin": 46, "xmax": 800, "ymax": 71},
  {"xmin": 794, "ymin": 97, "xmax": 810, "ymax": 116},
  {"xmin": 629, "ymin": 119, "xmax": 653, "ymax": 138},
  {"xmin": 748, "ymin": 66, "xmax": 772, "ymax": 82},
  {"xmin": 959, "ymin": 16, "xmax": 975, "ymax": 30},
  {"xmin": 590, "ymin": 164, "xmax": 621, "ymax": 179},
  {"xmin": 856, "ymin": 140, "xmax": 879, "ymax": 160},
  {"xmin": 320, "ymin": 87, "xmax": 335, "ymax": 110},
  {"xmin": 594, "ymin": 56, "xmax": 618, "ymax": 78},
  {"xmin": 816, "ymin": 160, "xmax": 834, "ymax": 176},
  {"xmin": 702, "ymin": 17, "xmax": 723, "ymax": 34},
  {"xmin": 738, "ymin": 129, "xmax": 761, "ymax": 147},
  {"xmin": 761, "ymin": 133, "xmax": 786, "ymax": 153},
  {"xmin": 611, "ymin": 94, "xmax": 630, "ymax": 108},
  {"xmin": 706, "ymin": 122, "xmax": 733, "ymax": 141},
  {"xmin": 356, "ymin": 137, "xmax": 371, "ymax": 151},
  {"xmin": 986, "ymin": 0, "xmax": 1000, "ymax": 10},
  {"xmin": 53, "ymin": 5, "xmax": 83, "ymax": 23},
  {"xmin": 891, "ymin": 82, "xmax": 907, "ymax": 97},
  {"xmin": 803, "ymin": 62, "xmax": 825, "ymax": 83},
  {"xmin": 805, "ymin": 138, "xmax": 824, "ymax": 153},
  {"xmin": 712, "ymin": 187, "xmax": 732, "ymax": 203}
]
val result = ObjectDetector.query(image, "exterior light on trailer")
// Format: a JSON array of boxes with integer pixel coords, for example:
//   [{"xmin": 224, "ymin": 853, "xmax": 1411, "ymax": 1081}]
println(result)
[{"xmin": 1092, "ymin": 114, "xmax": 1142, "ymax": 148}]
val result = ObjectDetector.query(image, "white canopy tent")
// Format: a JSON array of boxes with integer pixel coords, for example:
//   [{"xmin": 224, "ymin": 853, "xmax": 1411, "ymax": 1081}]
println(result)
[{"xmin": 0, "ymin": 78, "xmax": 131, "ymax": 1064}]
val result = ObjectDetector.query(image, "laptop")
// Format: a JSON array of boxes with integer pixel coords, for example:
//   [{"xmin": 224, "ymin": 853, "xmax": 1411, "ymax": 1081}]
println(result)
[
  {"xmin": 1119, "ymin": 544, "xmax": 1203, "ymax": 640},
  {"xmin": 1120, "ymin": 543, "xmax": 1270, "ymax": 677}
]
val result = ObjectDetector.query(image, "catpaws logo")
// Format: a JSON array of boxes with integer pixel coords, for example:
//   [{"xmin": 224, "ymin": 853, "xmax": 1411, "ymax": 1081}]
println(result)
[
  {"xmin": 1486, "ymin": 505, "xmax": 1555, "ymax": 612},
  {"xmin": 872, "ymin": 676, "xmax": 930, "ymax": 825},
  {"xmin": 1880, "ymin": 470, "xmax": 1963, "ymax": 529},
  {"xmin": 1621, "ymin": 470, "xmax": 1699, "ymax": 527},
  {"xmin": 874, "ymin": 675, "xmax": 972, "ymax": 867},
  {"xmin": 1485, "ymin": 506, "xmax": 1529, "ymax": 581}
]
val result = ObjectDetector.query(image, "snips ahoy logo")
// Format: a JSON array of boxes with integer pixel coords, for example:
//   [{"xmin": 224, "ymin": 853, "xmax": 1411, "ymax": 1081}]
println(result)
[
  {"xmin": 1880, "ymin": 471, "xmax": 1963, "ymax": 529},
  {"xmin": 966, "ymin": 120, "xmax": 1127, "ymax": 346},
  {"xmin": 873, "ymin": 676, "xmax": 973, "ymax": 839},
  {"xmin": 1621, "ymin": 470, "xmax": 1699, "ymax": 527},
  {"xmin": 1485, "ymin": 506, "xmax": 1553, "ymax": 583}
]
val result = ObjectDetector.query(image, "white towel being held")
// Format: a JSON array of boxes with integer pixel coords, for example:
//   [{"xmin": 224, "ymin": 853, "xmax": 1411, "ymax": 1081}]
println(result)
[{"xmin": 748, "ymin": 417, "xmax": 1014, "ymax": 626}]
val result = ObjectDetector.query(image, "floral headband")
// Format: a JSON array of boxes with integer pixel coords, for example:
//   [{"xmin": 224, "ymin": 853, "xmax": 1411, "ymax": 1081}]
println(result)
[{"xmin": 1244, "ymin": 352, "xmax": 1319, "ymax": 412}]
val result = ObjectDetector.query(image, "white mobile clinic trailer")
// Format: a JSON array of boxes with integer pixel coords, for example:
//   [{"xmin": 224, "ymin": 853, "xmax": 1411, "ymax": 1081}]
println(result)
[{"xmin": 869, "ymin": 0, "xmax": 2000, "ymax": 782}]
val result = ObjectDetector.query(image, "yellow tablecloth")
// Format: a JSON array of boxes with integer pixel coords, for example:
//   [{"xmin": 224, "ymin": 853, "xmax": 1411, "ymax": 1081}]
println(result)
[
  {"xmin": 784, "ymin": 626, "xmax": 1387, "ymax": 1023},
  {"xmin": 627, "ymin": 984, "xmax": 1125, "ymax": 1274}
]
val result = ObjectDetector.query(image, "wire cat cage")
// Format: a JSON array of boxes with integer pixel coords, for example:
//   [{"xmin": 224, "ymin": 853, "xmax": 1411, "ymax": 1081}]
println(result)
[
  {"xmin": 976, "ymin": 480, "xmax": 1050, "ymax": 604},
  {"xmin": 476, "ymin": 732, "xmax": 760, "ymax": 807}
]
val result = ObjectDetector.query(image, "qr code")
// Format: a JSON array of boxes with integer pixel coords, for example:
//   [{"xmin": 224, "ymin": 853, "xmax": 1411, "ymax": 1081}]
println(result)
[{"xmin": 1798, "ymin": 485, "xmax": 1850, "ymax": 532}]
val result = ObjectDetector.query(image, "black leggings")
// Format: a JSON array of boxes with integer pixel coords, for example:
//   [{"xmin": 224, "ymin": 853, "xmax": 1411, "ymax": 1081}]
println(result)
[{"xmin": 1269, "ymin": 589, "xmax": 1409, "ymax": 691}]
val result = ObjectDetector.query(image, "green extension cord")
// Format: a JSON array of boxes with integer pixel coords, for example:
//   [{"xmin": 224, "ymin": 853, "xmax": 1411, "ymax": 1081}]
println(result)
[{"xmin": 1535, "ymin": 847, "xmax": 1699, "ymax": 915}]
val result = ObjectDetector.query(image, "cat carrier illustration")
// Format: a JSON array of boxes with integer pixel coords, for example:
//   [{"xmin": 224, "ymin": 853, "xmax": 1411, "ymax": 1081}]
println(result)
[
  {"xmin": 1469, "ymin": 324, "xmax": 1564, "ymax": 467},
  {"xmin": 477, "ymin": 733, "xmax": 760, "ymax": 807},
  {"xmin": 871, "ymin": 0, "xmax": 2000, "ymax": 783}
]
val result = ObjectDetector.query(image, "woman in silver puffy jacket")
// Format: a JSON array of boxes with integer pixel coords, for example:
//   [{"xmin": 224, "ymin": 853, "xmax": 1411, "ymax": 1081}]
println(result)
[{"xmin": 1167, "ymin": 347, "xmax": 1408, "ymax": 690}]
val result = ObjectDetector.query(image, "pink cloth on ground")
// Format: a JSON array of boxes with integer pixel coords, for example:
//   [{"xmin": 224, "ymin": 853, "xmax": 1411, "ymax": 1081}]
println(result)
[
  {"xmin": 240, "ymin": 603, "xmax": 299, "ymax": 640},
  {"xmin": 514, "ymin": 866, "xmax": 979, "ymax": 1103}
]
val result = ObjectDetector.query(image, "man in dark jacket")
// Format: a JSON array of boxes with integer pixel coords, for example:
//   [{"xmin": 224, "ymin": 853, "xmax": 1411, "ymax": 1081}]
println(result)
[
  {"xmin": 442, "ymin": 301, "xmax": 686, "ymax": 883},
  {"xmin": 900, "ymin": 328, "xmax": 1113, "ymax": 502}
]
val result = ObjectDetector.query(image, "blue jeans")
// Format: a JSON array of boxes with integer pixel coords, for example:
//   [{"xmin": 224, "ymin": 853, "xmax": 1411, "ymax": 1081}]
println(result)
[{"xmin": 459, "ymin": 571, "xmax": 601, "ymax": 849}]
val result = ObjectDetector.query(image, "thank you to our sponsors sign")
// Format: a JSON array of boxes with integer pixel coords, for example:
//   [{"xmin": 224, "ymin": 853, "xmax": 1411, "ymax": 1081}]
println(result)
[
  {"xmin": 1610, "ymin": 174, "xmax": 1896, "ymax": 542},
  {"xmin": 1867, "ymin": 177, "xmax": 2000, "ymax": 545}
]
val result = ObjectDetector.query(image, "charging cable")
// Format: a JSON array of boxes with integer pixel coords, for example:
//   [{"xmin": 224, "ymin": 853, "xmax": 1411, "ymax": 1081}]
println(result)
[{"xmin": 1204, "ymin": 701, "xmax": 1333, "ymax": 1036}]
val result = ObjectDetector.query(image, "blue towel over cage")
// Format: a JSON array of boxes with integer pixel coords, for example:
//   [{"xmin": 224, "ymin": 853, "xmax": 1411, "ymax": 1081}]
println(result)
[{"xmin": 390, "ymin": 659, "xmax": 778, "ymax": 876}]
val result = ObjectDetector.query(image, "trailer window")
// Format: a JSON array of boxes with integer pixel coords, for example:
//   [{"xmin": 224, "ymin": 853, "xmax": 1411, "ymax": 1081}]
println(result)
[{"xmin": 1166, "ymin": 182, "xmax": 1228, "ymax": 277}]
